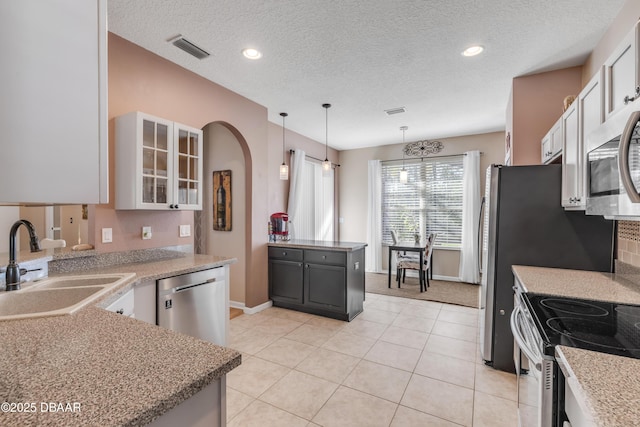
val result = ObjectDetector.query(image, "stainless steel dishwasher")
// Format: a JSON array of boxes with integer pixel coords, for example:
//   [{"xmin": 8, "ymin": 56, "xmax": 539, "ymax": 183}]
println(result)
[{"xmin": 157, "ymin": 267, "xmax": 227, "ymax": 346}]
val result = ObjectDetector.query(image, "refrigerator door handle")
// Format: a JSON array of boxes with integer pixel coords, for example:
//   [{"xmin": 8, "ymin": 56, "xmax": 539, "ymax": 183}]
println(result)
[
  {"xmin": 477, "ymin": 196, "xmax": 485, "ymax": 275},
  {"xmin": 618, "ymin": 110, "xmax": 640, "ymax": 203}
]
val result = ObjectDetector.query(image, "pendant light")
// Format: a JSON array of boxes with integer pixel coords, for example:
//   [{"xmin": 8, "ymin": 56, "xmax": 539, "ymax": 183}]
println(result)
[
  {"xmin": 322, "ymin": 103, "xmax": 332, "ymax": 175},
  {"xmin": 279, "ymin": 112, "xmax": 289, "ymax": 180},
  {"xmin": 399, "ymin": 126, "xmax": 408, "ymax": 184}
]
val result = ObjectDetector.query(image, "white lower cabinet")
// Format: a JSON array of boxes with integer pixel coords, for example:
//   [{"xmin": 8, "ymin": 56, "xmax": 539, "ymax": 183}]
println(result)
[
  {"xmin": 133, "ymin": 279, "xmax": 156, "ymax": 324},
  {"xmin": 148, "ymin": 377, "xmax": 225, "ymax": 427},
  {"xmin": 105, "ymin": 289, "xmax": 135, "ymax": 318}
]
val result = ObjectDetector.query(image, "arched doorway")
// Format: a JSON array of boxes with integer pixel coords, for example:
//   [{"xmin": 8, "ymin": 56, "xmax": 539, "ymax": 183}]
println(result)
[{"xmin": 197, "ymin": 121, "xmax": 252, "ymax": 308}]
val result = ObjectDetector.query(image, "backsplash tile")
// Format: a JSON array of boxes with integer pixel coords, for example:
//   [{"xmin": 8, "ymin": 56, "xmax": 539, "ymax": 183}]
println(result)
[
  {"xmin": 48, "ymin": 245, "xmax": 193, "ymax": 274},
  {"xmin": 618, "ymin": 221, "xmax": 640, "ymax": 268}
]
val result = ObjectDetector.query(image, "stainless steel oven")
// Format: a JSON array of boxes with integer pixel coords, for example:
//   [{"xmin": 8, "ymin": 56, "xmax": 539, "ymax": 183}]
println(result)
[
  {"xmin": 511, "ymin": 289, "xmax": 556, "ymax": 427},
  {"xmin": 586, "ymin": 98, "xmax": 640, "ymax": 219}
]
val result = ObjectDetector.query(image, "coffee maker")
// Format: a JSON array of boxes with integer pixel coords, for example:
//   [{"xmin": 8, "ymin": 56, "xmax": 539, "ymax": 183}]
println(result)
[{"xmin": 269, "ymin": 212, "xmax": 289, "ymax": 241}]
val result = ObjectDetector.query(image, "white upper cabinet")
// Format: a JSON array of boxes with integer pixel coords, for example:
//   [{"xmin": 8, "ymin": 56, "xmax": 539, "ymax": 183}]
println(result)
[
  {"xmin": 542, "ymin": 118, "xmax": 563, "ymax": 164},
  {"xmin": 115, "ymin": 112, "xmax": 203, "ymax": 211},
  {"xmin": 562, "ymin": 101, "xmax": 580, "ymax": 208},
  {"xmin": 604, "ymin": 21, "xmax": 640, "ymax": 121},
  {"xmin": 562, "ymin": 70, "xmax": 604, "ymax": 210},
  {"xmin": 0, "ymin": 0, "xmax": 108, "ymax": 204}
]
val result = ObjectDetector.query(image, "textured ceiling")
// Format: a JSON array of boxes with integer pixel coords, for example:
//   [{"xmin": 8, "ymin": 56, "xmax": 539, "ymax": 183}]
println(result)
[{"xmin": 108, "ymin": 0, "xmax": 626, "ymax": 150}]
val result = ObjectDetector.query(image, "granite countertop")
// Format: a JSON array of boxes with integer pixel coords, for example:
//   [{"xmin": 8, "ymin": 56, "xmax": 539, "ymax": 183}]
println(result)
[
  {"xmin": 0, "ymin": 254, "xmax": 240, "ymax": 426},
  {"xmin": 512, "ymin": 265, "xmax": 640, "ymax": 305},
  {"xmin": 513, "ymin": 264, "xmax": 640, "ymax": 426},
  {"xmin": 268, "ymin": 239, "xmax": 367, "ymax": 251},
  {"xmin": 556, "ymin": 346, "xmax": 640, "ymax": 427}
]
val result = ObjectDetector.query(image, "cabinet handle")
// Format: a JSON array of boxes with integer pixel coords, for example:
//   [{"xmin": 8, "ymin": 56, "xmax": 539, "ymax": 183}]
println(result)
[
  {"xmin": 175, "ymin": 204, "xmax": 179, "ymax": 209},
  {"xmin": 569, "ymin": 197, "xmax": 574, "ymax": 203},
  {"xmin": 116, "ymin": 308, "xmax": 124, "ymax": 315},
  {"xmin": 282, "ymin": 251, "xmax": 287, "ymax": 256},
  {"xmin": 624, "ymin": 86, "xmax": 640, "ymax": 105},
  {"xmin": 322, "ymin": 255, "xmax": 326, "ymax": 259}
]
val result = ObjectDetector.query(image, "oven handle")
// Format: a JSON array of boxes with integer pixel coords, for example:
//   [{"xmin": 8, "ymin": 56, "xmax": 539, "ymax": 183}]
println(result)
[
  {"xmin": 510, "ymin": 305, "xmax": 542, "ymax": 372},
  {"xmin": 618, "ymin": 110, "xmax": 640, "ymax": 203}
]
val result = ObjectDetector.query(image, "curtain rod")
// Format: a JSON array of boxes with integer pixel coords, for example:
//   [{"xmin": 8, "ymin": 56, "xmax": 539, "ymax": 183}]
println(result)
[
  {"xmin": 381, "ymin": 152, "xmax": 483, "ymax": 163},
  {"xmin": 289, "ymin": 149, "xmax": 341, "ymax": 167}
]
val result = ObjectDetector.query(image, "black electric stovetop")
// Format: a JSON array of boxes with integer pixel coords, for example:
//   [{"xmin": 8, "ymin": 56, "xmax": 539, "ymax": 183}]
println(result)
[{"xmin": 525, "ymin": 294, "xmax": 640, "ymax": 359}]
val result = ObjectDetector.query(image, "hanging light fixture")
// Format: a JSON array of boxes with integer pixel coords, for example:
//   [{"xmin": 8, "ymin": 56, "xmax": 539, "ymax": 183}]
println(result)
[
  {"xmin": 399, "ymin": 126, "xmax": 408, "ymax": 184},
  {"xmin": 322, "ymin": 103, "xmax": 332, "ymax": 174},
  {"xmin": 279, "ymin": 112, "xmax": 289, "ymax": 180}
]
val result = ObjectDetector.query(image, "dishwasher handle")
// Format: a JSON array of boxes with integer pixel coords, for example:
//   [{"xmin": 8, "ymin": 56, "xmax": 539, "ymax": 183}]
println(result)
[{"xmin": 171, "ymin": 277, "xmax": 219, "ymax": 294}]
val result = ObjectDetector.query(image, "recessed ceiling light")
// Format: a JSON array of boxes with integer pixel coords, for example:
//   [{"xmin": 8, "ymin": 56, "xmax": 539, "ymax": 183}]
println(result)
[
  {"xmin": 462, "ymin": 45, "xmax": 484, "ymax": 57},
  {"xmin": 242, "ymin": 48, "xmax": 262, "ymax": 59}
]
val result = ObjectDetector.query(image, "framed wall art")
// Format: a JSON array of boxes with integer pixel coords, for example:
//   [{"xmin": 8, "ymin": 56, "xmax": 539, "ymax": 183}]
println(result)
[{"xmin": 213, "ymin": 170, "xmax": 232, "ymax": 231}]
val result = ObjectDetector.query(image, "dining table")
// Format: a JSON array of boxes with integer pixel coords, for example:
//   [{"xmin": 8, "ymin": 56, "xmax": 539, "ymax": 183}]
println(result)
[{"xmin": 387, "ymin": 241, "xmax": 433, "ymax": 291}]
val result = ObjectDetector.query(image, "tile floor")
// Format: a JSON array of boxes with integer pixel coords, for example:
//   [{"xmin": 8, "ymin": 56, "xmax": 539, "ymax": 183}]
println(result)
[{"xmin": 227, "ymin": 292, "xmax": 518, "ymax": 426}]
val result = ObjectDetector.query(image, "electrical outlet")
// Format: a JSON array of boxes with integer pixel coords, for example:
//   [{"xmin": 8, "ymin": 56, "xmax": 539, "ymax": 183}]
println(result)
[
  {"xmin": 102, "ymin": 228, "xmax": 113, "ymax": 243},
  {"xmin": 142, "ymin": 226, "xmax": 152, "ymax": 240},
  {"xmin": 179, "ymin": 224, "xmax": 191, "ymax": 237}
]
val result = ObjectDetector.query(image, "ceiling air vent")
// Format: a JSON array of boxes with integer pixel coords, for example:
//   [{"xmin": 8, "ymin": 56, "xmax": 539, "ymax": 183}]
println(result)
[
  {"xmin": 384, "ymin": 107, "xmax": 406, "ymax": 116},
  {"xmin": 169, "ymin": 35, "xmax": 210, "ymax": 59}
]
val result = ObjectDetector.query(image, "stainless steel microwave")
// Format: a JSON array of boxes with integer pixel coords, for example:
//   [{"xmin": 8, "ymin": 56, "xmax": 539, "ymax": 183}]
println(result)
[{"xmin": 586, "ymin": 99, "xmax": 640, "ymax": 219}]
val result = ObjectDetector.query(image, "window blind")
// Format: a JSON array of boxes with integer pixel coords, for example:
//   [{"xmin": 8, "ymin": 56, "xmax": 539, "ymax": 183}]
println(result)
[{"xmin": 381, "ymin": 155, "xmax": 463, "ymax": 248}]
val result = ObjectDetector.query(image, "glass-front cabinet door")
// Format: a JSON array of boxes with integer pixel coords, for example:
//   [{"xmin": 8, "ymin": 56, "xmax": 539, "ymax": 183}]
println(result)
[
  {"xmin": 142, "ymin": 118, "xmax": 171, "ymax": 207},
  {"xmin": 174, "ymin": 123, "xmax": 203, "ymax": 210}
]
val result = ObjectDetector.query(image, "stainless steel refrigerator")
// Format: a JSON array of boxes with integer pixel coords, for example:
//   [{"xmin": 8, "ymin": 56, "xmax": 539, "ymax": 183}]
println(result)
[{"xmin": 479, "ymin": 164, "xmax": 615, "ymax": 373}]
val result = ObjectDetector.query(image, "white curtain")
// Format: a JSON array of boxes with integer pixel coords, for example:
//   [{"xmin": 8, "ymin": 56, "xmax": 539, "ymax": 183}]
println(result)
[
  {"xmin": 366, "ymin": 160, "xmax": 382, "ymax": 272},
  {"xmin": 287, "ymin": 150, "xmax": 334, "ymax": 241},
  {"xmin": 459, "ymin": 150, "xmax": 481, "ymax": 284},
  {"xmin": 287, "ymin": 149, "xmax": 306, "ymax": 240},
  {"xmin": 315, "ymin": 165, "xmax": 334, "ymax": 240}
]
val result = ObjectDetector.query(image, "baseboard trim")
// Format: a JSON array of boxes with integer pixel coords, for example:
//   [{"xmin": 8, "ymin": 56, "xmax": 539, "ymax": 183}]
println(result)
[
  {"xmin": 433, "ymin": 275, "xmax": 461, "ymax": 282},
  {"xmin": 229, "ymin": 300, "xmax": 273, "ymax": 315}
]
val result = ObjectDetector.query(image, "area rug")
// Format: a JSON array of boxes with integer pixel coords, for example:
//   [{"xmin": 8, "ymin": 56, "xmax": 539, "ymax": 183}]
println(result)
[{"xmin": 365, "ymin": 272, "xmax": 480, "ymax": 308}]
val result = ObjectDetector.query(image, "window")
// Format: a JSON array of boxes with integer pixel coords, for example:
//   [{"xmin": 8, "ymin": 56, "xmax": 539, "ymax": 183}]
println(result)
[{"xmin": 381, "ymin": 156, "xmax": 463, "ymax": 248}]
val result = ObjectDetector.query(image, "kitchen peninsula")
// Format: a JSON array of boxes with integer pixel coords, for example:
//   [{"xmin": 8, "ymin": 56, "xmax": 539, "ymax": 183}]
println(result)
[
  {"xmin": 0, "ymin": 248, "xmax": 240, "ymax": 427},
  {"xmin": 268, "ymin": 240, "xmax": 366, "ymax": 321}
]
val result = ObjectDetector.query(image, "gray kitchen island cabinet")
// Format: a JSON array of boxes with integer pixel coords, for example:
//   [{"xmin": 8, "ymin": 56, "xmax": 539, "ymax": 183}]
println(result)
[{"xmin": 268, "ymin": 240, "xmax": 366, "ymax": 321}]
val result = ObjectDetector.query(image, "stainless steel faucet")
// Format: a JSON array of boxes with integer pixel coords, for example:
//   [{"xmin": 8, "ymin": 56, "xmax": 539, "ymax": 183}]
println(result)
[{"xmin": 5, "ymin": 219, "xmax": 41, "ymax": 291}]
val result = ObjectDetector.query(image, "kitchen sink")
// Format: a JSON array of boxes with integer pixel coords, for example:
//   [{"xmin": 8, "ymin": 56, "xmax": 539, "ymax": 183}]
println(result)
[
  {"xmin": 30, "ymin": 274, "xmax": 128, "ymax": 290},
  {"xmin": 0, "ymin": 287, "xmax": 104, "ymax": 319},
  {"xmin": 0, "ymin": 273, "xmax": 136, "ymax": 321}
]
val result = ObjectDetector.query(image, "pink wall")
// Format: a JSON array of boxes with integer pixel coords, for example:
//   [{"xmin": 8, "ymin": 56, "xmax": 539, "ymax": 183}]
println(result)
[
  {"xmin": 98, "ymin": 34, "xmax": 336, "ymax": 308},
  {"xmin": 511, "ymin": 66, "xmax": 583, "ymax": 165}
]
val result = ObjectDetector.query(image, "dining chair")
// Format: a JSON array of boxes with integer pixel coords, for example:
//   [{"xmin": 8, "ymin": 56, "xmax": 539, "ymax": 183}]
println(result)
[
  {"xmin": 397, "ymin": 233, "xmax": 437, "ymax": 292},
  {"xmin": 391, "ymin": 230, "xmax": 419, "ymax": 286}
]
